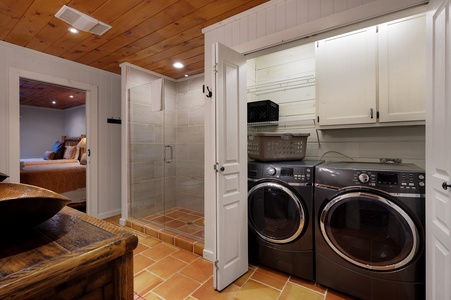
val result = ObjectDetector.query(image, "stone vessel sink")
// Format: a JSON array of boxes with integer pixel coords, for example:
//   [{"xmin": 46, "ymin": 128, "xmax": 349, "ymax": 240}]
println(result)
[{"xmin": 0, "ymin": 182, "xmax": 70, "ymax": 228}]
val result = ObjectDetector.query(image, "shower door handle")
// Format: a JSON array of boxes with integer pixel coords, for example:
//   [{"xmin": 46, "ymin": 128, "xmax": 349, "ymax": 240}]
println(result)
[{"xmin": 164, "ymin": 145, "xmax": 173, "ymax": 163}]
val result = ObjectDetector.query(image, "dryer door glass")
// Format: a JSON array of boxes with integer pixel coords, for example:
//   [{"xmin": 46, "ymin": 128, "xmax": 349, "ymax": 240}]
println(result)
[
  {"xmin": 248, "ymin": 182, "xmax": 305, "ymax": 244},
  {"xmin": 320, "ymin": 191, "xmax": 419, "ymax": 270}
]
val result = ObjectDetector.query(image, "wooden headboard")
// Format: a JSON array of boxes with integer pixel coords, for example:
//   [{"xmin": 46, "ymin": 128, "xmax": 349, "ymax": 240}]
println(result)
[{"xmin": 61, "ymin": 134, "xmax": 86, "ymax": 147}]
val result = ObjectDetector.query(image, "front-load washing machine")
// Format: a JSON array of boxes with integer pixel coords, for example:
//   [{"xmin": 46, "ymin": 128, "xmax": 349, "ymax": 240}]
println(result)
[
  {"xmin": 315, "ymin": 161, "xmax": 425, "ymax": 300},
  {"xmin": 248, "ymin": 160, "xmax": 323, "ymax": 281}
]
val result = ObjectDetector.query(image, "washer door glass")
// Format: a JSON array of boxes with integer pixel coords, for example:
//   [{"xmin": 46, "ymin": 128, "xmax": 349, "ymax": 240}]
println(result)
[
  {"xmin": 320, "ymin": 190, "xmax": 419, "ymax": 270},
  {"xmin": 248, "ymin": 181, "xmax": 305, "ymax": 244}
]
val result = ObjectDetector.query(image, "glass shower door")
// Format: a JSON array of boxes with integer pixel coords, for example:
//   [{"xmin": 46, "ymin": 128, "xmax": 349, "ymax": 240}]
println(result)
[{"xmin": 128, "ymin": 82, "xmax": 174, "ymax": 226}]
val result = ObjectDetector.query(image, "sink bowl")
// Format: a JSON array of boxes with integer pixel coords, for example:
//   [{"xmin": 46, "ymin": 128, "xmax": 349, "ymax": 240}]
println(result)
[{"xmin": 0, "ymin": 183, "xmax": 70, "ymax": 228}]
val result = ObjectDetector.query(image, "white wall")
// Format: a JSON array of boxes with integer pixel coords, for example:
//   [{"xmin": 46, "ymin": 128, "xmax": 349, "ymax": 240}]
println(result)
[
  {"xmin": 20, "ymin": 106, "xmax": 65, "ymax": 158},
  {"xmin": 19, "ymin": 105, "xmax": 87, "ymax": 158},
  {"xmin": 0, "ymin": 40, "xmax": 121, "ymax": 219},
  {"xmin": 64, "ymin": 105, "xmax": 87, "ymax": 137}
]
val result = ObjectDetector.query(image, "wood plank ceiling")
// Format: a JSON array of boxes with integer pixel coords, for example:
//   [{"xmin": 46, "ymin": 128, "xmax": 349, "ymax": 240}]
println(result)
[
  {"xmin": 1, "ymin": 0, "xmax": 269, "ymax": 80},
  {"xmin": 20, "ymin": 78, "xmax": 86, "ymax": 110}
]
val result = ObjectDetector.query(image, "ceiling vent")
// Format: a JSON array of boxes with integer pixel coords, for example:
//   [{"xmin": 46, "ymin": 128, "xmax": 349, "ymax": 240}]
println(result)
[{"xmin": 55, "ymin": 5, "xmax": 111, "ymax": 36}]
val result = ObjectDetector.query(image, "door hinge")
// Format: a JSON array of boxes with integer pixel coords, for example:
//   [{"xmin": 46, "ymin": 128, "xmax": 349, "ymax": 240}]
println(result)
[
  {"xmin": 214, "ymin": 63, "xmax": 218, "ymax": 73},
  {"xmin": 317, "ymin": 116, "xmax": 320, "ymax": 123},
  {"xmin": 214, "ymin": 260, "xmax": 219, "ymax": 270},
  {"xmin": 376, "ymin": 111, "xmax": 380, "ymax": 119},
  {"xmin": 214, "ymin": 163, "xmax": 219, "ymax": 172},
  {"xmin": 376, "ymin": 25, "xmax": 379, "ymax": 33}
]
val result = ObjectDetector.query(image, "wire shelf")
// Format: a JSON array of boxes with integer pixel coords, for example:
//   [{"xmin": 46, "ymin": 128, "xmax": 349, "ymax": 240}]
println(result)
[
  {"xmin": 247, "ymin": 119, "xmax": 316, "ymax": 127},
  {"xmin": 247, "ymin": 75, "xmax": 315, "ymax": 95}
]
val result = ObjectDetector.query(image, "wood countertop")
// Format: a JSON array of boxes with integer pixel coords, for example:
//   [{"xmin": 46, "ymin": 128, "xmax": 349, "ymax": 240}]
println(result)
[{"xmin": 0, "ymin": 207, "xmax": 138, "ymax": 299}]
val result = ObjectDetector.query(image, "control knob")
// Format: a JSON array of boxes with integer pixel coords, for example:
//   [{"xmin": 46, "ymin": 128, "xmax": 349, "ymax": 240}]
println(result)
[
  {"xmin": 358, "ymin": 173, "xmax": 370, "ymax": 183},
  {"xmin": 267, "ymin": 167, "xmax": 276, "ymax": 176}
]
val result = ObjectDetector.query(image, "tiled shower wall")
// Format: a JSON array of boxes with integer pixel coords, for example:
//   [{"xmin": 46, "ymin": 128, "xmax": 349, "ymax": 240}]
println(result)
[{"xmin": 175, "ymin": 76, "xmax": 205, "ymax": 213}]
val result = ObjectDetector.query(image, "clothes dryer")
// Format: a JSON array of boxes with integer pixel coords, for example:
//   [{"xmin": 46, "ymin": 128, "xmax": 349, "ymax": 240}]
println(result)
[
  {"xmin": 314, "ymin": 161, "xmax": 425, "ymax": 300},
  {"xmin": 248, "ymin": 160, "xmax": 323, "ymax": 281}
]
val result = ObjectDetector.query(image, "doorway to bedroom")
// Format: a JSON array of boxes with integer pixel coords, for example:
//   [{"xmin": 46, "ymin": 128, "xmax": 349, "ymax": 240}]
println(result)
[
  {"xmin": 9, "ymin": 68, "xmax": 99, "ymax": 217},
  {"xmin": 19, "ymin": 78, "xmax": 88, "ymax": 212}
]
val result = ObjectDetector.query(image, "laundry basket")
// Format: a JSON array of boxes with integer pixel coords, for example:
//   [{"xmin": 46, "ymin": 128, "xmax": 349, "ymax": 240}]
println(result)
[{"xmin": 248, "ymin": 132, "xmax": 310, "ymax": 161}]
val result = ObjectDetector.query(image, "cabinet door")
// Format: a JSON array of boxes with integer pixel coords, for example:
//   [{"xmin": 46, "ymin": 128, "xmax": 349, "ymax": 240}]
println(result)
[
  {"xmin": 378, "ymin": 14, "xmax": 426, "ymax": 122},
  {"xmin": 316, "ymin": 27, "xmax": 377, "ymax": 126}
]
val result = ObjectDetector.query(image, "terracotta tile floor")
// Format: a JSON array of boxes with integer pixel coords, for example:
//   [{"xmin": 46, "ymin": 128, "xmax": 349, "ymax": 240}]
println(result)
[{"xmin": 104, "ymin": 215, "xmax": 356, "ymax": 300}]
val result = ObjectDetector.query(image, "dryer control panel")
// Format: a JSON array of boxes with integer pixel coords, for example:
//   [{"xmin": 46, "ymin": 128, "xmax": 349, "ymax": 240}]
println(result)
[
  {"xmin": 352, "ymin": 171, "xmax": 425, "ymax": 193},
  {"xmin": 315, "ymin": 162, "xmax": 426, "ymax": 195}
]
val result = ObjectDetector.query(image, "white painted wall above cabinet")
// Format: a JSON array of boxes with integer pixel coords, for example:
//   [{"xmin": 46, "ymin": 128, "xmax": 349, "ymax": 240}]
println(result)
[{"xmin": 316, "ymin": 13, "xmax": 426, "ymax": 129}]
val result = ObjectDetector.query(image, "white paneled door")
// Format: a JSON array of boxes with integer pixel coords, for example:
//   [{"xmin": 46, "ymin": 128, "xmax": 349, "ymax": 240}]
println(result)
[
  {"xmin": 213, "ymin": 43, "xmax": 248, "ymax": 291},
  {"xmin": 426, "ymin": 0, "xmax": 451, "ymax": 299}
]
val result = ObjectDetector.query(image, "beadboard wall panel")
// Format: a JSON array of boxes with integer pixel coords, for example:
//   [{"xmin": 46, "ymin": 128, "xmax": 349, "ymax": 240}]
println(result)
[
  {"xmin": 204, "ymin": 0, "xmax": 427, "ymax": 55},
  {"xmin": 0, "ymin": 40, "xmax": 121, "ymax": 219}
]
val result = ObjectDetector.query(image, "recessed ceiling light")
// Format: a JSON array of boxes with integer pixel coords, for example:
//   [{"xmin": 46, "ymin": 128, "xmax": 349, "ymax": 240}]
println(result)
[
  {"xmin": 52, "ymin": 101, "xmax": 57, "ymax": 105},
  {"xmin": 69, "ymin": 95, "xmax": 74, "ymax": 98},
  {"xmin": 173, "ymin": 62, "xmax": 184, "ymax": 69},
  {"xmin": 68, "ymin": 27, "xmax": 79, "ymax": 34},
  {"xmin": 184, "ymin": 74, "xmax": 189, "ymax": 77}
]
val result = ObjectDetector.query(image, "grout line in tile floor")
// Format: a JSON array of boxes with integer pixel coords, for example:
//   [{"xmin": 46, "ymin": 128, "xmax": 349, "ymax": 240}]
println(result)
[{"xmin": 104, "ymin": 215, "xmax": 356, "ymax": 300}]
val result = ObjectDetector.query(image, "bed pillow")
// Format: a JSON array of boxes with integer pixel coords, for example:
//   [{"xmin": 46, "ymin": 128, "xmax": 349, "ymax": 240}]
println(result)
[
  {"xmin": 43, "ymin": 151, "xmax": 55, "ymax": 160},
  {"xmin": 63, "ymin": 146, "xmax": 79, "ymax": 160},
  {"xmin": 52, "ymin": 141, "xmax": 65, "ymax": 159},
  {"xmin": 80, "ymin": 153, "xmax": 87, "ymax": 165},
  {"xmin": 72, "ymin": 146, "xmax": 80, "ymax": 160}
]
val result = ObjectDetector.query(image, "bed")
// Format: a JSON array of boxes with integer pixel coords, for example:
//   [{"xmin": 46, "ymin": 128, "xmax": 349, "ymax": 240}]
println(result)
[{"xmin": 20, "ymin": 135, "xmax": 87, "ymax": 206}]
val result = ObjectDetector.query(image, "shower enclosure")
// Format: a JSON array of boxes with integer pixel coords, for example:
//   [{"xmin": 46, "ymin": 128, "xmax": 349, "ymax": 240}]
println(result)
[{"xmin": 127, "ymin": 78, "xmax": 205, "ymax": 242}]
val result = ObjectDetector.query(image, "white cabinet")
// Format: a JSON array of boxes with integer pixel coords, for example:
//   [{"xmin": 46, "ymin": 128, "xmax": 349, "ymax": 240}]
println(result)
[
  {"xmin": 378, "ymin": 14, "xmax": 426, "ymax": 122},
  {"xmin": 316, "ymin": 14, "xmax": 425, "ymax": 128},
  {"xmin": 316, "ymin": 27, "xmax": 377, "ymax": 126}
]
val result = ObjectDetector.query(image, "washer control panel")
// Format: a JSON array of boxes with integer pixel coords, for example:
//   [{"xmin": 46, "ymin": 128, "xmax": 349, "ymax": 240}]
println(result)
[
  {"xmin": 263, "ymin": 166, "xmax": 313, "ymax": 183},
  {"xmin": 248, "ymin": 161, "xmax": 323, "ymax": 185}
]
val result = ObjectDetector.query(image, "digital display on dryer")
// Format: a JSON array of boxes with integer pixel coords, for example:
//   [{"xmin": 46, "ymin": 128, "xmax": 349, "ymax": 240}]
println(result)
[
  {"xmin": 280, "ymin": 168, "xmax": 293, "ymax": 177},
  {"xmin": 377, "ymin": 173, "xmax": 398, "ymax": 185}
]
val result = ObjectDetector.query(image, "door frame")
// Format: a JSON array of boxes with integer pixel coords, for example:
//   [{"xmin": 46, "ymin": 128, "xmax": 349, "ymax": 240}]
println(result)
[{"xmin": 8, "ymin": 68, "xmax": 99, "ymax": 217}]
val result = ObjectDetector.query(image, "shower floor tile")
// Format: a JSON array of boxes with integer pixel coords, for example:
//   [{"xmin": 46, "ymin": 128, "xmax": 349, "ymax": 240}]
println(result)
[
  {"xmin": 124, "ymin": 207, "xmax": 205, "ymax": 256},
  {"xmin": 138, "ymin": 207, "xmax": 204, "ymax": 242}
]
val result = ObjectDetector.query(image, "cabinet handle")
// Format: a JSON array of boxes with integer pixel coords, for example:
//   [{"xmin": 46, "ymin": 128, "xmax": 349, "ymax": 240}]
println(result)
[
  {"xmin": 443, "ymin": 182, "xmax": 451, "ymax": 190},
  {"xmin": 370, "ymin": 108, "xmax": 374, "ymax": 119}
]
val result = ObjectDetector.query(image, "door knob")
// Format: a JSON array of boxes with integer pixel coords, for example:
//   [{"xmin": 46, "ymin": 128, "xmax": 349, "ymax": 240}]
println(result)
[
  {"xmin": 220, "ymin": 167, "xmax": 225, "ymax": 172},
  {"xmin": 442, "ymin": 182, "xmax": 451, "ymax": 190}
]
